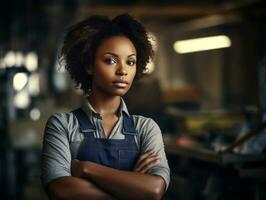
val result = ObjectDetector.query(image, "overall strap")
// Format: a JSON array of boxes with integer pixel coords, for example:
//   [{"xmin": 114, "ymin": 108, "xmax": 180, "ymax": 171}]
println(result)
[
  {"xmin": 72, "ymin": 108, "xmax": 95, "ymax": 136},
  {"xmin": 122, "ymin": 112, "xmax": 137, "ymax": 140}
]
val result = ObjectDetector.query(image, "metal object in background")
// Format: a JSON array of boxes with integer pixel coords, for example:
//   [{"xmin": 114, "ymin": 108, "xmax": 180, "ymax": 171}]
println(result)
[
  {"xmin": 259, "ymin": 55, "xmax": 266, "ymax": 118},
  {"xmin": 0, "ymin": 69, "xmax": 42, "ymax": 200},
  {"xmin": 0, "ymin": 70, "xmax": 16, "ymax": 200}
]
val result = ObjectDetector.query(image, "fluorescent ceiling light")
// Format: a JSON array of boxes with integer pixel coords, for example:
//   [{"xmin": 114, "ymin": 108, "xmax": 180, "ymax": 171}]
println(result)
[
  {"xmin": 13, "ymin": 72, "xmax": 28, "ymax": 91},
  {"xmin": 173, "ymin": 35, "xmax": 231, "ymax": 54}
]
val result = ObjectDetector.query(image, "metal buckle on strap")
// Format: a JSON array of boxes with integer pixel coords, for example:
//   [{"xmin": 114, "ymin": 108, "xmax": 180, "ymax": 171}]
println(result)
[
  {"xmin": 80, "ymin": 128, "xmax": 95, "ymax": 133},
  {"xmin": 123, "ymin": 129, "xmax": 137, "ymax": 136}
]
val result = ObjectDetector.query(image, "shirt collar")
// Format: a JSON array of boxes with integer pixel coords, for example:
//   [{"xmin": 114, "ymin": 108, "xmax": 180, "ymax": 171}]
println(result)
[
  {"xmin": 81, "ymin": 97, "xmax": 130, "ymax": 119},
  {"xmin": 118, "ymin": 98, "xmax": 130, "ymax": 117}
]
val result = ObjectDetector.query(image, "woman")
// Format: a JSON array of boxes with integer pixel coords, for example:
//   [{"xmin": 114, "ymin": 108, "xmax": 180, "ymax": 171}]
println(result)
[{"xmin": 41, "ymin": 14, "xmax": 170, "ymax": 200}]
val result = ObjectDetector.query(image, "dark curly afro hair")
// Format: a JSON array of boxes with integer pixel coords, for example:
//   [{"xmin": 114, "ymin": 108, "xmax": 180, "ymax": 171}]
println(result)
[{"xmin": 60, "ymin": 13, "xmax": 154, "ymax": 95}]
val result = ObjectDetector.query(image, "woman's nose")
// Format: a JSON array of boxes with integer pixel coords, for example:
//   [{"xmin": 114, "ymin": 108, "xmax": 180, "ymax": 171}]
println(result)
[{"xmin": 116, "ymin": 63, "xmax": 127, "ymax": 76}]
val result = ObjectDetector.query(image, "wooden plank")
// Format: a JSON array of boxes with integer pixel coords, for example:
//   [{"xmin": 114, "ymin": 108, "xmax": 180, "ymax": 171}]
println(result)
[{"xmin": 78, "ymin": 6, "xmax": 221, "ymax": 17}]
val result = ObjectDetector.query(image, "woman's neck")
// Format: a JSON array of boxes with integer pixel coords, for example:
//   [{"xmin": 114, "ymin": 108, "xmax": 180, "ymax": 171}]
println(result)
[{"xmin": 87, "ymin": 92, "xmax": 121, "ymax": 116}]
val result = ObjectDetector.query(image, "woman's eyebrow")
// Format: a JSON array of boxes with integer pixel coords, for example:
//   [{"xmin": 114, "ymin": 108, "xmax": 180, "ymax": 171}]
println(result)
[
  {"xmin": 104, "ymin": 52, "xmax": 118, "ymax": 58},
  {"xmin": 104, "ymin": 52, "xmax": 136, "ymax": 58},
  {"xmin": 128, "ymin": 54, "xmax": 136, "ymax": 57}
]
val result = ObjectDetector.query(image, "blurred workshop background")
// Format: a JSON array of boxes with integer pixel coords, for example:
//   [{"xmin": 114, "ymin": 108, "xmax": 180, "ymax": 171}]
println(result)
[{"xmin": 1, "ymin": 0, "xmax": 266, "ymax": 200}]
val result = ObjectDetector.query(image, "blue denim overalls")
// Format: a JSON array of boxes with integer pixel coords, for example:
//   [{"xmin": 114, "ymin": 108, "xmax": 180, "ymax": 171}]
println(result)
[{"xmin": 72, "ymin": 108, "xmax": 140, "ymax": 170}]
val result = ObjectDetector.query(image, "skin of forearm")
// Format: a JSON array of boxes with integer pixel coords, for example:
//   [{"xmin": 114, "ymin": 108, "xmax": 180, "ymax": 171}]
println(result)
[
  {"xmin": 46, "ymin": 176, "xmax": 115, "ymax": 200},
  {"xmin": 81, "ymin": 162, "xmax": 165, "ymax": 200}
]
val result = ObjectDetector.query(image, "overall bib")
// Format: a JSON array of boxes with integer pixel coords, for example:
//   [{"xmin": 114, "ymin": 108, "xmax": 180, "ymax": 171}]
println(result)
[{"xmin": 72, "ymin": 108, "xmax": 140, "ymax": 171}]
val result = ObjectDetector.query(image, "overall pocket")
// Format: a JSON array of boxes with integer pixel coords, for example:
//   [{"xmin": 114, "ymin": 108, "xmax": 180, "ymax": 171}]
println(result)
[{"xmin": 118, "ymin": 149, "xmax": 139, "ymax": 170}]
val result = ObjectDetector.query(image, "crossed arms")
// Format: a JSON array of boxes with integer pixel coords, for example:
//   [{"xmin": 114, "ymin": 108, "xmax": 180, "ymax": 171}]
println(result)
[
  {"xmin": 43, "ymin": 114, "xmax": 169, "ymax": 200},
  {"xmin": 46, "ymin": 151, "xmax": 166, "ymax": 200}
]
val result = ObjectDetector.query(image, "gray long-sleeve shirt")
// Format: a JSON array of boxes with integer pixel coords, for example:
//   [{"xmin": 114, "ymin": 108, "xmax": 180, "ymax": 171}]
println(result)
[{"xmin": 41, "ymin": 98, "xmax": 170, "ymax": 191}]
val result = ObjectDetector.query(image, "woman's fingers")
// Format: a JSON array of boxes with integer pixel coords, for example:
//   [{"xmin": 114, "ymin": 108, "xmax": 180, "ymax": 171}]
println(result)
[
  {"xmin": 134, "ymin": 150, "xmax": 154, "ymax": 167},
  {"xmin": 139, "ymin": 158, "xmax": 161, "ymax": 173},
  {"xmin": 71, "ymin": 159, "xmax": 89, "ymax": 177},
  {"xmin": 71, "ymin": 159, "xmax": 81, "ymax": 177},
  {"xmin": 134, "ymin": 155, "xmax": 161, "ymax": 172}
]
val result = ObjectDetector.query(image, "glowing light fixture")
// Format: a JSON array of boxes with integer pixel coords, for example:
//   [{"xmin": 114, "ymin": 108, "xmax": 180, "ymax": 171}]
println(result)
[
  {"xmin": 15, "ymin": 52, "xmax": 24, "ymax": 67},
  {"xmin": 28, "ymin": 73, "xmax": 40, "ymax": 96},
  {"xmin": 13, "ymin": 73, "xmax": 28, "ymax": 91},
  {"xmin": 14, "ymin": 90, "xmax": 30, "ymax": 109},
  {"xmin": 25, "ymin": 52, "xmax": 38, "ymax": 71},
  {"xmin": 30, "ymin": 108, "xmax": 41, "ymax": 120},
  {"xmin": 4, "ymin": 51, "xmax": 16, "ymax": 67},
  {"xmin": 173, "ymin": 35, "xmax": 231, "ymax": 54}
]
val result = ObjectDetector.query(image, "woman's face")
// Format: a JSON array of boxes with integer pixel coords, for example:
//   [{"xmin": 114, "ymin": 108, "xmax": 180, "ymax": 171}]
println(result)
[{"xmin": 89, "ymin": 35, "xmax": 137, "ymax": 97}]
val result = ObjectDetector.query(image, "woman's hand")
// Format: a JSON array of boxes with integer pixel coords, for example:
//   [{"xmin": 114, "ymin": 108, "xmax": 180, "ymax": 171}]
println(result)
[
  {"xmin": 133, "ymin": 150, "xmax": 161, "ymax": 173},
  {"xmin": 71, "ymin": 159, "xmax": 89, "ymax": 178}
]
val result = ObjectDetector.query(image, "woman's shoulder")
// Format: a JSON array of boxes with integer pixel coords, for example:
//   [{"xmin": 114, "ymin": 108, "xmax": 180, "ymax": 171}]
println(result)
[
  {"xmin": 131, "ymin": 114, "xmax": 161, "ymax": 134},
  {"xmin": 47, "ymin": 110, "xmax": 75, "ymax": 122},
  {"xmin": 131, "ymin": 114, "xmax": 154, "ymax": 123},
  {"xmin": 45, "ymin": 110, "xmax": 78, "ymax": 131}
]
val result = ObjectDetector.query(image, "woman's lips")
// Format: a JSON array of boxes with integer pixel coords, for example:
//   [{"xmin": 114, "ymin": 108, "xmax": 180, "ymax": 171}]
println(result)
[{"xmin": 113, "ymin": 80, "xmax": 129, "ymax": 88}]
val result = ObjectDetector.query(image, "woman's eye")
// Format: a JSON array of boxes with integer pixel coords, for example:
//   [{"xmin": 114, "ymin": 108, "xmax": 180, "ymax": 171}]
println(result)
[
  {"xmin": 104, "ymin": 58, "xmax": 116, "ymax": 64},
  {"xmin": 127, "ymin": 60, "xmax": 136, "ymax": 66}
]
